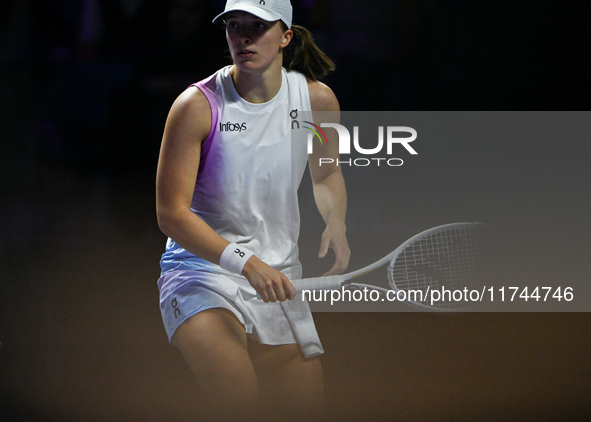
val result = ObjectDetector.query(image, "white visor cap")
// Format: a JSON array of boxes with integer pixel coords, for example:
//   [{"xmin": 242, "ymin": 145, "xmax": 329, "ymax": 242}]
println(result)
[{"xmin": 212, "ymin": 0, "xmax": 293, "ymax": 29}]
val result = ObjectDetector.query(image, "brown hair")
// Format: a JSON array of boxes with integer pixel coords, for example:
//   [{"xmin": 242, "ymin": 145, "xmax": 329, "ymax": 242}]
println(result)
[{"xmin": 281, "ymin": 23, "xmax": 335, "ymax": 80}]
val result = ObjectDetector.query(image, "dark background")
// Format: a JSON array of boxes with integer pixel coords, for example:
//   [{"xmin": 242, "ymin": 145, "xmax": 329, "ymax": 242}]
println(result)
[{"xmin": 1, "ymin": 0, "xmax": 590, "ymax": 421}]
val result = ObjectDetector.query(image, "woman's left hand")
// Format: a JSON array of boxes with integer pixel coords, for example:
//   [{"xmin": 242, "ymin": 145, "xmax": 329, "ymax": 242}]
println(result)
[{"xmin": 318, "ymin": 220, "xmax": 350, "ymax": 276}]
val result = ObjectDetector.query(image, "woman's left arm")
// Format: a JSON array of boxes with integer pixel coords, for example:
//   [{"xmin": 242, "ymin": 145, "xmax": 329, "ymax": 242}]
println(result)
[{"xmin": 308, "ymin": 80, "xmax": 350, "ymax": 275}]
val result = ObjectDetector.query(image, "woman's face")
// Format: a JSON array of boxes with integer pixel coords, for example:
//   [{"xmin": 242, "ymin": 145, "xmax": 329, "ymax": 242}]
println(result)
[{"xmin": 225, "ymin": 11, "xmax": 292, "ymax": 73}]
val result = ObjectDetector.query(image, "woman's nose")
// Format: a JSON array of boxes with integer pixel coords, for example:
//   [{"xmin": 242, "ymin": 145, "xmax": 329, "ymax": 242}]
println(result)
[{"xmin": 238, "ymin": 30, "xmax": 251, "ymax": 44}]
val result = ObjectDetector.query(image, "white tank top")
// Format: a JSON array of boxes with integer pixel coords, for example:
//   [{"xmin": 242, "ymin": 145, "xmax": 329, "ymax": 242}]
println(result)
[{"xmin": 160, "ymin": 66, "xmax": 311, "ymax": 278}]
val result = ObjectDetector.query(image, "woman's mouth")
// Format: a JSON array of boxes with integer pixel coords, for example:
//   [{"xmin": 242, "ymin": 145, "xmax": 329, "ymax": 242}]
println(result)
[{"xmin": 238, "ymin": 50, "xmax": 255, "ymax": 58}]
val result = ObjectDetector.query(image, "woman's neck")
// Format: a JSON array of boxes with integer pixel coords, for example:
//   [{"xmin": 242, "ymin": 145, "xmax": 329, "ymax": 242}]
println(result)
[{"xmin": 229, "ymin": 64, "xmax": 283, "ymax": 104}]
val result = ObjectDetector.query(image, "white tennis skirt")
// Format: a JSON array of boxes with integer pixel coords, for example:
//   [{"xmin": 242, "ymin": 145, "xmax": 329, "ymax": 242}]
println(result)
[{"xmin": 158, "ymin": 270, "xmax": 324, "ymax": 359}]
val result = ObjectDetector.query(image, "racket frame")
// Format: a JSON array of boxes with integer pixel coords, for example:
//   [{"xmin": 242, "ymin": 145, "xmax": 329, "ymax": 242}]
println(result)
[{"xmin": 293, "ymin": 222, "xmax": 483, "ymax": 311}]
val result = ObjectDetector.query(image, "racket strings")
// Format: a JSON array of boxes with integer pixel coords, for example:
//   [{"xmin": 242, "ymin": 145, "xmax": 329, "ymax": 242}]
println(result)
[{"xmin": 388, "ymin": 227, "xmax": 482, "ymax": 310}]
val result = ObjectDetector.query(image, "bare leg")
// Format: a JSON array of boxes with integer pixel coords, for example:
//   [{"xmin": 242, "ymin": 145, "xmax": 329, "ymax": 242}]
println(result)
[
  {"xmin": 248, "ymin": 341, "xmax": 325, "ymax": 422},
  {"xmin": 172, "ymin": 308, "xmax": 259, "ymax": 421}
]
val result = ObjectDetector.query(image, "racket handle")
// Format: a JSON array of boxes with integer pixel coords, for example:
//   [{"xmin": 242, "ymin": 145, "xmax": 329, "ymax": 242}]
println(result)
[{"xmin": 292, "ymin": 276, "xmax": 343, "ymax": 292}]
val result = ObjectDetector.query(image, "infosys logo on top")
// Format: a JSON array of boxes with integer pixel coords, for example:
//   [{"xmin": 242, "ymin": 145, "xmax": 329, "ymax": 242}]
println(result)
[{"xmin": 219, "ymin": 121, "xmax": 247, "ymax": 132}]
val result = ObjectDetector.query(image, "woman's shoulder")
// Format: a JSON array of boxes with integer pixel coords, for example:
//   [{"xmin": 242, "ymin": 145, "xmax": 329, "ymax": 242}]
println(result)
[
  {"xmin": 164, "ymin": 85, "xmax": 212, "ymax": 141},
  {"xmin": 171, "ymin": 85, "xmax": 210, "ymax": 118},
  {"xmin": 171, "ymin": 67, "xmax": 227, "ymax": 118},
  {"xmin": 307, "ymin": 79, "xmax": 340, "ymax": 112}
]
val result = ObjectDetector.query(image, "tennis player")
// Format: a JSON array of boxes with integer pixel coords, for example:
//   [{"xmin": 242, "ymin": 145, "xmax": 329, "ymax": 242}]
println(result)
[{"xmin": 156, "ymin": 0, "xmax": 349, "ymax": 419}]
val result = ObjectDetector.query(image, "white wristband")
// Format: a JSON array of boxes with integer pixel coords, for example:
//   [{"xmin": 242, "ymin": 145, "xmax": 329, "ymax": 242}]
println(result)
[{"xmin": 219, "ymin": 243, "xmax": 255, "ymax": 275}]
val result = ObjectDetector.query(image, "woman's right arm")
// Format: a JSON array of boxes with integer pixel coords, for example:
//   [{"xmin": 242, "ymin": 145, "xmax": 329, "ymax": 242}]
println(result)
[
  {"xmin": 156, "ymin": 87, "xmax": 229, "ymax": 264},
  {"xmin": 156, "ymin": 87, "xmax": 294, "ymax": 302}
]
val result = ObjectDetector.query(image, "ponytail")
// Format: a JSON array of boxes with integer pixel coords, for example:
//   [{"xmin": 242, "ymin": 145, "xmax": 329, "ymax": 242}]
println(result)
[{"xmin": 282, "ymin": 24, "xmax": 335, "ymax": 80}]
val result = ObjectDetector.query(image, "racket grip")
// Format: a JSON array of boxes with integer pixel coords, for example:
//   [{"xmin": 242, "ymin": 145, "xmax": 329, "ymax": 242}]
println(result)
[{"xmin": 291, "ymin": 276, "xmax": 343, "ymax": 292}]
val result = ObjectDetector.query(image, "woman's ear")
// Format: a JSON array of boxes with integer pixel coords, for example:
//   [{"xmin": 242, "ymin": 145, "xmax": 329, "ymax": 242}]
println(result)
[{"xmin": 281, "ymin": 29, "xmax": 293, "ymax": 48}]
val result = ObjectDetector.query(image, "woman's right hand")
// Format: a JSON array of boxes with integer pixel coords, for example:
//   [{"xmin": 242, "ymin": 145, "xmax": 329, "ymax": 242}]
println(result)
[{"xmin": 241, "ymin": 256, "xmax": 296, "ymax": 303}]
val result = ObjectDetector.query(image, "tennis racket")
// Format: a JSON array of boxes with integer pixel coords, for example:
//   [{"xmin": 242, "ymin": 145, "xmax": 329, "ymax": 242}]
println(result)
[{"xmin": 292, "ymin": 222, "xmax": 483, "ymax": 311}]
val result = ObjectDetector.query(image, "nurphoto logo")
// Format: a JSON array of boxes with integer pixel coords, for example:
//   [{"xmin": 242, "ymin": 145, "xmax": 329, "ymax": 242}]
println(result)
[
  {"xmin": 309, "ymin": 123, "xmax": 418, "ymax": 167},
  {"xmin": 290, "ymin": 110, "xmax": 418, "ymax": 167}
]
